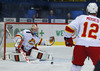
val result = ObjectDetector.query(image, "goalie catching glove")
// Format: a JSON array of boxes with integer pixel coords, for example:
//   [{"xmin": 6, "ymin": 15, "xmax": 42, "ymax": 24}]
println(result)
[
  {"xmin": 15, "ymin": 38, "xmax": 23, "ymax": 49},
  {"xmin": 45, "ymin": 36, "xmax": 55, "ymax": 46},
  {"xmin": 64, "ymin": 37, "xmax": 73, "ymax": 47}
]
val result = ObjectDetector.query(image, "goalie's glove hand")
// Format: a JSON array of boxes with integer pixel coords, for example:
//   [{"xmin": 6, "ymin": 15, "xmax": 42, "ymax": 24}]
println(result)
[
  {"xmin": 45, "ymin": 36, "xmax": 55, "ymax": 46},
  {"xmin": 15, "ymin": 38, "xmax": 23, "ymax": 49},
  {"xmin": 49, "ymin": 36, "xmax": 55, "ymax": 45},
  {"xmin": 64, "ymin": 37, "xmax": 73, "ymax": 47}
]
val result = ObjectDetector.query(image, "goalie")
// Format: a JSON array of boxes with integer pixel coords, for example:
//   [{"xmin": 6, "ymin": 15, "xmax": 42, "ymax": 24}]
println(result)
[{"xmin": 12, "ymin": 24, "xmax": 55, "ymax": 62}]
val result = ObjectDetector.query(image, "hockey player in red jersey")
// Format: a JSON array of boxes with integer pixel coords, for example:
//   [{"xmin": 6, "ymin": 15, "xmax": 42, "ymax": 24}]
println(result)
[{"xmin": 64, "ymin": 3, "xmax": 100, "ymax": 71}]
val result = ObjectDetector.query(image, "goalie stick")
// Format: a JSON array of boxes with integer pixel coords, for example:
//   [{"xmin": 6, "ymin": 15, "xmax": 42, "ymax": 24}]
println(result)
[{"xmin": 6, "ymin": 27, "xmax": 39, "ymax": 63}]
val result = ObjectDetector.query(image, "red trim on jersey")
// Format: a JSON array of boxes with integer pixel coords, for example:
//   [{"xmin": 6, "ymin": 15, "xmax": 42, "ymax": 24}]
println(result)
[
  {"xmin": 15, "ymin": 35, "xmax": 23, "ymax": 39},
  {"xmin": 18, "ymin": 39, "xmax": 23, "ymax": 48},
  {"xmin": 38, "ymin": 38, "xmax": 43, "ymax": 45},
  {"xmin": 65, "ymin": 26, "xmax": 75, "ymax": 33}
]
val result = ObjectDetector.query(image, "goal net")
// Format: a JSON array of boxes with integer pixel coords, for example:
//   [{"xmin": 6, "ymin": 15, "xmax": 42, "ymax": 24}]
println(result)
[{"xmin": 0, "ymin": 22, "xmax": 69, "ymax": 60}]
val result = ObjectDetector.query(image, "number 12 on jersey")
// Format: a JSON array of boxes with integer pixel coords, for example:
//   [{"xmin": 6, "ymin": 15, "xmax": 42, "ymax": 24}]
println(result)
[{"xmin": 81, "ymin": 22, "xmax": 99, "ymax": 39}]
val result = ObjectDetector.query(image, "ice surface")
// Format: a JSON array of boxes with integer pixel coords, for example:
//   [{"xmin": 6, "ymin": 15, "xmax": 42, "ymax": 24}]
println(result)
[{"xmin": 0, "ymin": 46, "xmax": 94, "ymax": 71}]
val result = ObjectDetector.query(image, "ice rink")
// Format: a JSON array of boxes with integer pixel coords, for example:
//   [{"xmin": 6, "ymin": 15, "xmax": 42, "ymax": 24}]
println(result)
[{"xmin": 0, "ymin": 46, "xmax": 94, "ymax": 71}]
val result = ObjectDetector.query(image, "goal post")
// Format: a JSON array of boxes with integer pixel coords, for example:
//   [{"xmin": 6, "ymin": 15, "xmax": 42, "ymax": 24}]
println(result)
[{"xmin": 0, "ymin": 22, "xmax": 74, "ymax": 60}]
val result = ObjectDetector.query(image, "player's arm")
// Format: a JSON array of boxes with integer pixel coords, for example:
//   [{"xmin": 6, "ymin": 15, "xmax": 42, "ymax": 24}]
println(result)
[
  {"xmin": 15, "ymin": 32, "xmax": 24, "ymax": 49},
  {"xmin": 38, "ymin": 36, "xmax": 55, "ymax": 46},
  {"xmin": 64, "ymin": 25, "xmax": 75, "ymax": 47},
  {"xmin": 64, "ymin": 16, "xmax": 81, "ymax": 47}
]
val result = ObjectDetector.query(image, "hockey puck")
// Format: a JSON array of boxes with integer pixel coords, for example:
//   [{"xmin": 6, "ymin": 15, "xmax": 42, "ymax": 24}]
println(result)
[{"xmin": 51, "ymin": 62, "xmax": 53, "ymax": 64}]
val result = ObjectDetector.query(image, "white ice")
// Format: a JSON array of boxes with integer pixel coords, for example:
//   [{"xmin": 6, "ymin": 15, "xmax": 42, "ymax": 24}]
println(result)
[{"xmin": 0, "ymin": 46, "xmax": 94, "ymax": 71}]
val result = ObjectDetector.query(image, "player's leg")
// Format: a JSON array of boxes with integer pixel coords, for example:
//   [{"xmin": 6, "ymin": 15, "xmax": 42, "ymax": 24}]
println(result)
[
  {"xmin": 94, "ymin": 60, "xmax": 100, "ymax": 71},
  {"xmin": 70, "ymin": 45, "xmax": 87, "ymax": 71},
  {"xmin": 6, "ymin": 52, "xmax": 26, "ymax": 61},
  {"xmin": 6, "ymin": 45, "xmax": 29, "ymax": 61},
  {"xmin": 6, "ymin": 46, "xmax": 37, "ymax": 61},
  {"xmin": 30, "ymin": 49, "xmax": 53, "ymax": 61},
  {"xmin": 6, "ymin": 46, "xmax": 53, "ymax": 61},
  {"xmin": 15, "ymin": 46, "xmax": 38, "ymax": 56},
  {"xmin": 88, "ymin": 47, "xmax": 100, "ymax": 65},
  {"xmin": 87, "ymin": 47, "xmax": 100, "ymax": 71}
]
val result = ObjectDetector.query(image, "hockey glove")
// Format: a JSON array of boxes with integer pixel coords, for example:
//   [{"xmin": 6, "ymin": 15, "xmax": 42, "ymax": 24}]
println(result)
[
  {"xmin": 64, "ymin": 37, "xmax": 73, "ymax": 47},
  {"xmin": 45, "ymin": 36, "xmax": 55, "ymax": 46},
  {"xmin": 49, "ymin": 36, "xmax": 55, "ymax": 45}
]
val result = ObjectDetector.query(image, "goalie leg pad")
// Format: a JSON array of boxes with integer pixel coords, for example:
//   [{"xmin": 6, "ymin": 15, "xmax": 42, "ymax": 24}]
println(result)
[
  {"xmin": 30, "ymin": 49, "xmax": 53, "ymax": 61},
  {"xmin": 40, "ymin": 52, "xmax": 53, "ymax": 61},
  {"xmin": 6, "ymin": 52, "xmax": 26, "ymax": 62},
  {"xmin": 37, "ymin": 52, "xmax": 43, "ymax": 59}
]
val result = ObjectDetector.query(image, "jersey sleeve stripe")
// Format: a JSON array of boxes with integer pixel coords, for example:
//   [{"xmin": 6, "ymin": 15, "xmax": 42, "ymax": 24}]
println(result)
[
  {"xmin": 65, "ymin": 26, "xmax": 75, "ymax": 33},
  {"xmin": 38, "ymin": 38, "xmax": 43, "ymax": 45},
  {"xmin": 15, "ymin": 35, "xmax": 23, "ymax": 39}
]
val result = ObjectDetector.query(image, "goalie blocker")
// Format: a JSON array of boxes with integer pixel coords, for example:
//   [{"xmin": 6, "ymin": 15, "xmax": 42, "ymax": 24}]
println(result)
[{"xmin": 6, "ymin": 49, "xmax": 53, "ymax": 62}]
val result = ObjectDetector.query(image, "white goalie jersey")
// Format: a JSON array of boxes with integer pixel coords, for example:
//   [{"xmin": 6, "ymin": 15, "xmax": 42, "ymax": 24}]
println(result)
[{"xmin": 15, "ymin": 29, "xmax": 46, "ymax": 52}]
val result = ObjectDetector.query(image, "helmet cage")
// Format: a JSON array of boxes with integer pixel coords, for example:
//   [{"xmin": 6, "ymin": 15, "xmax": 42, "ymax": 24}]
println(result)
[{"xmin": 30, "ymin": 25, "xmax": 38, "ymax": 35}]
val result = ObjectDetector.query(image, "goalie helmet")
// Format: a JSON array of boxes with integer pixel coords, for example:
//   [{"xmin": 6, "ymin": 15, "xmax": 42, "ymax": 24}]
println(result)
[
  {"xmin": 87, "ymin": 3, "xmax": 98, "ymax": 14},
  {"xmin": 30, "ymin": 24, "xmax": 38, "ymax": 35}
]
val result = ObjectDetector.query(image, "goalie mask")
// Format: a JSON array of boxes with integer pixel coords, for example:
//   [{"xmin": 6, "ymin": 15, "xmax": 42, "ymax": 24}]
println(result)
[{"xmin": 30, "ymin": 25, "xmax": 38, "ymax": 35}]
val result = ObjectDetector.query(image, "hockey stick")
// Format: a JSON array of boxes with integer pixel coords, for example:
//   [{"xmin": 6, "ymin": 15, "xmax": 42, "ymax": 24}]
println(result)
[{"xmin": 6, "ymin": 27, "xmax": 39, "ymax": 63}]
